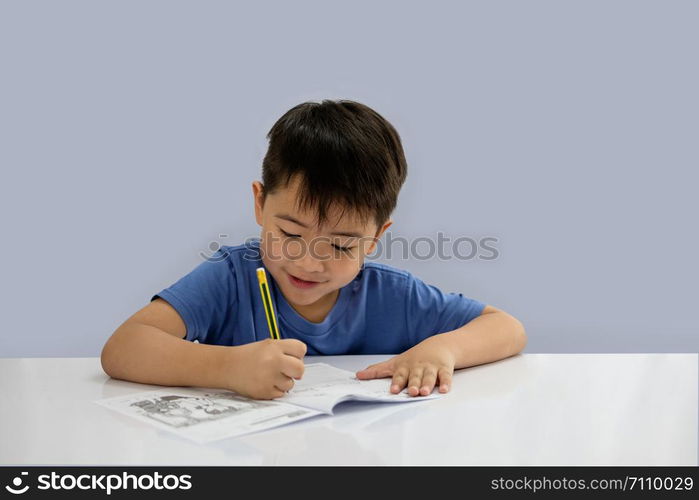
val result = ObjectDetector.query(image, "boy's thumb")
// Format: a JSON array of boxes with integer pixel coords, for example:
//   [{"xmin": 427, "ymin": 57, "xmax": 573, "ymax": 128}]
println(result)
[{"xmin": 355, "ymin": 361, "xmax": 393, "ymax": 380}]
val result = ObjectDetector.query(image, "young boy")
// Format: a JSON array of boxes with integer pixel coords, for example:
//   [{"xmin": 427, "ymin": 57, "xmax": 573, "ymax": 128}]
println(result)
[{"xmin": 101, "ymin": 99, "xmax": 526, "ymax": 400}]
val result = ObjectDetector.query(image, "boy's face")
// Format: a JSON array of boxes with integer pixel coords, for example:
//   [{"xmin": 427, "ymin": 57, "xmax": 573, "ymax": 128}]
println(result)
[{"xmin": 253, "ymin": 175, "xmax": 392, "ymax": 313}]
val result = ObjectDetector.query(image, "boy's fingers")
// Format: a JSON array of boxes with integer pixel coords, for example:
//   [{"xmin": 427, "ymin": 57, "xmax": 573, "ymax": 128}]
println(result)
[
  {"xmin": 407, "ymin": 367, "xmax": 424, "ymax": 397},
  {"xmin": 356, "ymin": 360, "xmax": 393, "ymax": 380},
  {"xmin": 419, "ymin": 367, "xmax": 438, "ymax": 396},
  {"xmin": 270, "ymin": 386, "xmax": 287, "ymax": 399},
  {"xmin": 281, "ymin": 356, "xmax": 305, "ymax": 380},
  {"xmin": 390, "ymin": 366, "xmax": 409, "ymax": 393},
  {"xmin": 275, "ymin": 375, "xmax": 295, "ymax": 392},
  {"xmin": 279, "ymin": 339, "xmax": 307, "ymax": 359},
  {"xmin": 437, "ymin": 367, "xmax": 453, "ymax": 393}
]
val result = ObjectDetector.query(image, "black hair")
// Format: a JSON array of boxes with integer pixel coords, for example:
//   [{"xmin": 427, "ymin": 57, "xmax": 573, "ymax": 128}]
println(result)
[{"xmin": 260, "ymin": 99, "xmax": 408, "ymax": 232}]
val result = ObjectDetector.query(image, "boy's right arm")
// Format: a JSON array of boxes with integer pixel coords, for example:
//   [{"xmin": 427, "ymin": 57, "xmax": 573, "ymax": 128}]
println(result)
[{"xmin": 100, "ymin": 298, "xmax": 306, "ymax": 399}]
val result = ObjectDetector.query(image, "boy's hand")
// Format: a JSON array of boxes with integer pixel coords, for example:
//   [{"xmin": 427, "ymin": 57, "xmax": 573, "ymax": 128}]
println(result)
[
  {"xmin": 355, "ymin": 336, "xmax": 455, "ymax": 396},
  {"xmin": 223, "ymin": 338, "xmax": 306, "ymax": 400}
]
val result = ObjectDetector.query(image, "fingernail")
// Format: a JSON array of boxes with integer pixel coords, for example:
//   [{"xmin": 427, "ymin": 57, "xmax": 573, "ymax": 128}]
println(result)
[{"xmin": 391, "ymin": 384, "xmax": 399, "ymax": 392}]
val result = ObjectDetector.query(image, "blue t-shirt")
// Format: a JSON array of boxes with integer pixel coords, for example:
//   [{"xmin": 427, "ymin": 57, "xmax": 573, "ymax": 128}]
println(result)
[{"xmin": 151, "ymin": 238, "xmax": 486, "ymax": 355}]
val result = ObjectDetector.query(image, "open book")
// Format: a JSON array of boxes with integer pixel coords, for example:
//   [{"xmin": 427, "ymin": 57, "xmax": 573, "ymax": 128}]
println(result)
[{"xmin": 96, "ymin": 363, "xmax": 441, "ymax": 443}]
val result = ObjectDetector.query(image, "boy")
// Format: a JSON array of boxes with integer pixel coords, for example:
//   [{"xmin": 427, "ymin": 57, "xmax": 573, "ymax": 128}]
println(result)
[{"xmin": 101, "ymin": 99, "xmax": 526, "ymax": 400}]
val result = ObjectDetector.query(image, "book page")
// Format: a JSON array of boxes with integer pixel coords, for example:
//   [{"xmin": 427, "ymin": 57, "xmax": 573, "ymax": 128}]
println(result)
[
  {"xmin": 95, "ymin": 387, "xmax": 323, "ymax": 444},
  {"xmin": 279, "ymin": 363, "xmax": 441, "ymax": 414},
  {"xmin": 95, "ymin": 364, "xmax": 441, "ymax": 442}
]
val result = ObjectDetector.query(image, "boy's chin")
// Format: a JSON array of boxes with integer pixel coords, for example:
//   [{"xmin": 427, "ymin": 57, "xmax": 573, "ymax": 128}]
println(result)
[
  {"xmin": 284, "ymin": 285, "xmax": 337, "ymax": 305},
  {"xmin": 285, "ymin": 289, "xmax": 323, "ymax": 305}
]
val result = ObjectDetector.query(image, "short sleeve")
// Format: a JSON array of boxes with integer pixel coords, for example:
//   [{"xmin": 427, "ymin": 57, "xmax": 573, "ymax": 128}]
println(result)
[
  {"xmin": 404, "ymin": 274, "xmax": 486, "ymax": 345},
  {"xmin": 150, "ymin": 249, "xmax": 237, "ymax": 344}
]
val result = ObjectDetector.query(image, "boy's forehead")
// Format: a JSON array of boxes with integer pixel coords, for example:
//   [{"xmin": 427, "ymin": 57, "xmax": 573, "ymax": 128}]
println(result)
[
  {"xmin": 270, "ymin": 195, "xmax": 368, "ymax": 235},
  {"xmin": 279, "ymin": 211, "xmax": 363, "ymax": 231},
  {"xmin": 275, "ymin": 206, "xmax": 369, "ymax": 236},
  {"xmin": 267, "ymin": 175, "xmax": 374, "ymax": 234}
]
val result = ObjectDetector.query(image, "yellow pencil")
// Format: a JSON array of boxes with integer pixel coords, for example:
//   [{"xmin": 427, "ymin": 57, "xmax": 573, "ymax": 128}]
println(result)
[{"xmin": 256, "ymin": 267, "xmax": 281, "ymax": 340}]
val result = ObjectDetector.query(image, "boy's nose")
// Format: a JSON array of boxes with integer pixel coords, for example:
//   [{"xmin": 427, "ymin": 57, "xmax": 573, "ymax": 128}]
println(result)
[{"xmin": 293, "ymin": 248, "xmax": 325, "ymax": 274}]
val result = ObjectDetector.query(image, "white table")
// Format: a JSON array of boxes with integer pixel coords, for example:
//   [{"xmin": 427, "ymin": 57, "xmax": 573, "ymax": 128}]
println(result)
[{"xmin": 0, "ymin": 354, "xmax": 696, "ymax": 466}]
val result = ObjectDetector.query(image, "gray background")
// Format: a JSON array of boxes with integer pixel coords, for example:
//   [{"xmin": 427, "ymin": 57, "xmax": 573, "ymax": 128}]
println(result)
[{"xmin": 1, "ymin": 0, "xmax": 697, "ymax": 357}]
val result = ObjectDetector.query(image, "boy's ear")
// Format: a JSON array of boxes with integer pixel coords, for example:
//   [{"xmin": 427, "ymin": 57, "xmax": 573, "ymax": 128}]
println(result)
[
  {"xmin": 376, "ymin": 219, "xmax": 392, "ymax": 238},
  {"xmin": 252, "ymin": 181, "xmax": 265, "ymax": 225},
  {"xmin": 367, "ymin": 219, "xmax": 392, "ymax": 253}
]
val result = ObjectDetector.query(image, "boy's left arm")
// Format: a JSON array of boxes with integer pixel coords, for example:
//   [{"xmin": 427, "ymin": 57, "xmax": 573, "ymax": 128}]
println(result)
[{"xmin": 355, "ymin": 306, "xmax": 527, "ymax": 397}]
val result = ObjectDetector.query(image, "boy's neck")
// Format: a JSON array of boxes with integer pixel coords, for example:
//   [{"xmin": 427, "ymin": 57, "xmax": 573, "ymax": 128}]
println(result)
[{"xmin": 287, "ymin": 288, "xmax": 340, "ymax": 324}]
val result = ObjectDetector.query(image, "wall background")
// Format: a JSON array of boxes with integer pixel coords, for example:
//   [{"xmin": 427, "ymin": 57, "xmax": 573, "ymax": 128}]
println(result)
[{"xmin": 1, "ymin": 0, "xmax": 697, "ymax": 357}]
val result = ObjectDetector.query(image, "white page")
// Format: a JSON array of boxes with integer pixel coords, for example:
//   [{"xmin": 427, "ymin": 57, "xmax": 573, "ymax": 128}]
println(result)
[
  {"xmin": 95, "ymin": 387, "xmax": 322, "ymax": 444},
  {"xmin": 278, "ymin": 363, "xmax": 441, "ymax": 414}
]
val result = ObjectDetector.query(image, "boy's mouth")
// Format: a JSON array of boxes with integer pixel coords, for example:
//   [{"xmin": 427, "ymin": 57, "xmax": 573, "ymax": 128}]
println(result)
[{"xmin": 287, "ymin": 271, "xmax": 325, "ymax": 289}]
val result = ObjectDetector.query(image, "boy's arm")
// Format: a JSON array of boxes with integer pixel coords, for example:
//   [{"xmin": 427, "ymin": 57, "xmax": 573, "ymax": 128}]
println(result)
[
  {"xmin": 100, "ymin": 320, "xmax": 234, "ymax": 390},
  {"xmin": 100, "ymin": 298, "xmax": 306, "ymax": 399},
  {"xmin": 430, "ymin": 305, "xmax": 527, "ymax": 370},
  {"xmin": 356, "ymin": 305, "xmax": 527, "ymax": 396}
]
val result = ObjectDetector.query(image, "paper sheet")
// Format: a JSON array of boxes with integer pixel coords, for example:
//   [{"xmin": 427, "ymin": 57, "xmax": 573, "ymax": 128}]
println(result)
[
  {"xmin": 96, "ymin": 363, "xmax": 440, "ymax": 443},
  {"xmin": 95, "ymin": 387, "xmax": 323, "ymax": 444},
  {"xmin": 280, "ymin": 363, "xmax": 441, "ymax": 414}
]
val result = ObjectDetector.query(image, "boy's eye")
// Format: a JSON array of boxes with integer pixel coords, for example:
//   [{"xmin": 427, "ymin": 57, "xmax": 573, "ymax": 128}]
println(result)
[
  {"xmin": 333, "ymin": 244, "xmax": 354, "ymax": 254},
  {"xmin": 279, "ymin": 229, "xmax": 300, "ymax": 238},
  {"xmin": 279, "ymin": 228, "xmax": 354, "ymax": 253}
]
